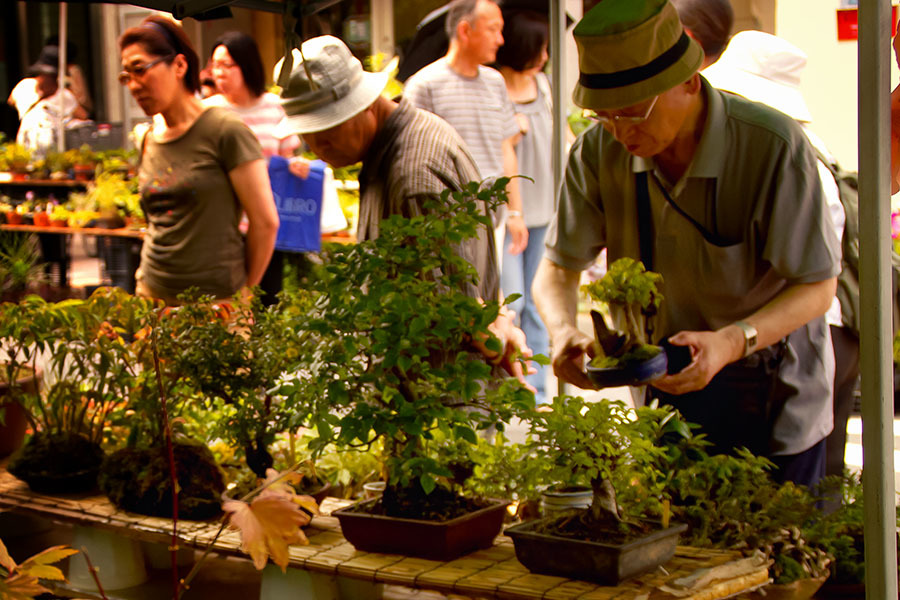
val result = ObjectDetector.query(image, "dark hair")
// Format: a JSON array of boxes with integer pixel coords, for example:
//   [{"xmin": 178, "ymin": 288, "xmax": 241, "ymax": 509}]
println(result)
[
  {"xmin": 118, "ymin": 15, "xmax": 200, "ymax": 94},
  {"xmin": 494, "ymin": 10, "xmax": 548, "ymax": 72},
  {"xmin": 44, "ymin": 36, "xmax": 78, "ymax": 62},
  {"xmin": 445, "ymin": 0, "xmax": 480, "ymax": 40},
  {"xmin": 212, "ymin": 31, "xmax": 266, "ymax": 98},
  {"xmin": 671, "ymin": 0, "xmax": 734, "ymax": 61}
]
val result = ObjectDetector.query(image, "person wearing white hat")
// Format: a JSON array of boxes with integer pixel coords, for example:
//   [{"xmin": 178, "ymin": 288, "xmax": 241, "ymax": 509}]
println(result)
[
  {"xmin": 275, "ymin": 35, "xmax": 534, "ymax": 385},
  {"xmin": 703, "ymin": 30, "xmax": 857, "ymax": 483},
  {"xmin": 533, "ymin": 0, "xmax": 840, "ymax": 488}
]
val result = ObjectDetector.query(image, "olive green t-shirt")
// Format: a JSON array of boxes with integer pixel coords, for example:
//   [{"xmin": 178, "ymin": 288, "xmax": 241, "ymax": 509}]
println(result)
[{"xmin": 138, "ymin": 107, "xmax": 263, "ymax": 299}]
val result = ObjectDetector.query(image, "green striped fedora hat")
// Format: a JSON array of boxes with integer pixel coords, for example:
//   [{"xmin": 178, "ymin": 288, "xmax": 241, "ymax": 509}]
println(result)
[{"xmin": 573, "ymin": 0, "xmax": 703, "ymax": 111}]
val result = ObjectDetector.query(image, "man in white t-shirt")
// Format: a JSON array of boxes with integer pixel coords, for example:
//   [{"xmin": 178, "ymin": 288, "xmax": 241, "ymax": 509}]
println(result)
[
  {"xmin": 404, "ymin": 0, "xmax": 528, "ymax": 258},
  {"xmin": 15, "ymin": 46, "xmax": 87, "ymax": 156}
]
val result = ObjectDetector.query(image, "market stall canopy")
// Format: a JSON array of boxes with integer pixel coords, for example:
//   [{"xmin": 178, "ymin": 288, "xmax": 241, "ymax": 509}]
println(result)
[
  {"xmin": 396, "ymin": 0, "xmax": 574, "ymax": 82},
  {"xmin": 42, "ymin": 0, "xmax": 346, "ymax": 21}
]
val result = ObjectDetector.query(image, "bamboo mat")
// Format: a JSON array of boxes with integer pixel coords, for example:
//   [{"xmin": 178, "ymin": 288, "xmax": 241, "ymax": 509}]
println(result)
[{"xmin": 0, "ymin": 468, "xmax": 769, "ymax": 600}]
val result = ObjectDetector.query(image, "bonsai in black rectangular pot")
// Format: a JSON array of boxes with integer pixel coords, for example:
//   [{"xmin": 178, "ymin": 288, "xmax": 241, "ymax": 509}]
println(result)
[
  {"xmin": 505, "ymin": 396, "xmax": 687, "ymax": 584},
  {"xmin": 277, "ymin": 180, "xmax": 532, "ymax": 560}
]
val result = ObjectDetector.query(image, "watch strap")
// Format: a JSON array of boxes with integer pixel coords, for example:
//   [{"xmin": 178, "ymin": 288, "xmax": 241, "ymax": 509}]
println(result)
[{"xmin": 734, "ymin": 320, "xmax": 758, "ymax": 358}]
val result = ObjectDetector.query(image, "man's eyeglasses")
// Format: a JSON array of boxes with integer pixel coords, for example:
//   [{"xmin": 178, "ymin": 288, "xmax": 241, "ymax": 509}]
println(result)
[
  {"xmin": 118, "ymin": 54, "xmax": 173, "ymax": 85},
  {"xmin": 590, "ymin": 95, "xmax": 659, "ymax": 126}
]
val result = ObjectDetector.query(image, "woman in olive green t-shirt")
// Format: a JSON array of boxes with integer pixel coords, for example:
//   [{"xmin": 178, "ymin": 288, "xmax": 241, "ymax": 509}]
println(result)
[{"xmin": 118, "ymin": 15, "xmax": 279, "ymax": 302}]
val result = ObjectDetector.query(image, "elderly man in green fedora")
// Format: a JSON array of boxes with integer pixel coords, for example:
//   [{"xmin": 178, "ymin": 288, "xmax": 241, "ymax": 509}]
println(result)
[{"xmin": 533, "ymin": 0, "xmax": 840, "ymax": 489}]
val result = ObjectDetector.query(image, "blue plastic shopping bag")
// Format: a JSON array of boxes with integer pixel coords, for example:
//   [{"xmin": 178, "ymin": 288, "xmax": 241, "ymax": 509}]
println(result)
[{"xmin": 268, "ymin": 156, "xmax": 324, "ymax": 253}]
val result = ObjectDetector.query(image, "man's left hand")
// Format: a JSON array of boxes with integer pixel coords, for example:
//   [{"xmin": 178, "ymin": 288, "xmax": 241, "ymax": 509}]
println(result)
[
  {"xmin": 507, "ymin": 215, "xmax": 528, "ymax": 255},
  {"xmin": 651, "ymin": 327, "xmax": 743, "ymax": 395}
]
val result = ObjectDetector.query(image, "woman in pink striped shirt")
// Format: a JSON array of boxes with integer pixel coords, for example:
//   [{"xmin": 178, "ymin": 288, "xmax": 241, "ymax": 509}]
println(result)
[
  {"xmin": 205, "ymin": 31, "xmax": 310, "ymax": 303},
  {"xmin": 205, "ymin": 31, "xmax": 308, "ymax": 176}
]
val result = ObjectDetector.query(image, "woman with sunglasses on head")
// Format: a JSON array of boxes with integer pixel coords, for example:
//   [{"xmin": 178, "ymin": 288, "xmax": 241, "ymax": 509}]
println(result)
[{"xmin": 118, "ymin": 15, "xmax": 279, "ymax": 304}]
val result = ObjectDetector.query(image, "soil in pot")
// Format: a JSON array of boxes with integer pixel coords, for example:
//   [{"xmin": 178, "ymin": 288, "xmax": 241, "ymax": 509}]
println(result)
[
  {"xmin": 99, "ymin": 441, "xmax": 225, "ymax": 520},
  {"xmin": 7, "ymin": 432, "xmax": 105, "ymax": 494},
  {"xmin": 357, "ymin": 483, "xmax": 493, "ymax": 521}
]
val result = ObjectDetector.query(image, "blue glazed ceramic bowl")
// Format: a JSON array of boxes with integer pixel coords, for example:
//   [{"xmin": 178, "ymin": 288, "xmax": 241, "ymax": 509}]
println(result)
[{"xmin": 585, "ymin": 347, "xmax": 668, "ymax": 389}]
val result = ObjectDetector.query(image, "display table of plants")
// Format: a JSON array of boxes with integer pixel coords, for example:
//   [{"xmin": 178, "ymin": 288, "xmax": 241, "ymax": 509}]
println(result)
[{"xmin": 0, "ymin": 181, "xmax": 889, "ymax": 600}]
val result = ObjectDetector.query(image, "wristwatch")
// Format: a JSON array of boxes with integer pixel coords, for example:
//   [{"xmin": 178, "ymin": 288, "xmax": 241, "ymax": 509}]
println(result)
[{"xmin": 734, "ymin": 320, "xmax": 758, "ymax": 358}]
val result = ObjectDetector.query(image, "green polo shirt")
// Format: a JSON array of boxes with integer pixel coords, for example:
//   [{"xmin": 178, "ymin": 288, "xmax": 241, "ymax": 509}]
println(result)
[{"xmin": 545, "ymin": 78, "xmax": 840, "ymax": 455}]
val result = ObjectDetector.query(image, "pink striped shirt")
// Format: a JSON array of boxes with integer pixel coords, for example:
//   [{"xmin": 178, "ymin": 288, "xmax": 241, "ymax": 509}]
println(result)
[{"xmin": 204, "ymin": 92, "xmax": 301, "ymax": 159}]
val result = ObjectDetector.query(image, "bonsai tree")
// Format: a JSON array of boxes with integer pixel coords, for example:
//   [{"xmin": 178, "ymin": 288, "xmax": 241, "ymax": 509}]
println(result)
[
  {"xmin": 582, "ymin": 257, "xmax": 663, "ymax": 366},
  {"xmin": 527, "ymin": 395, "xmax": 669, "ymax": 536},
  {"xmin": 158, "ymin": 292, "xmax": 307, "ymax": 479},
  {"xmin": 278, "ymin": 180, "xmax": 532, "ymax": 517}
]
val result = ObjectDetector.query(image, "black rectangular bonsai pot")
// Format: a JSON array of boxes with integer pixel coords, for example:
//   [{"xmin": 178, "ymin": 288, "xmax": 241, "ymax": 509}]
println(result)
[
  {"xmin": 504, "ymin": 518, "xmax": 687, "ymax": 584},
  {"xmin": 333, "ymin": 497, "xmax": 509, "ymax": 561}
]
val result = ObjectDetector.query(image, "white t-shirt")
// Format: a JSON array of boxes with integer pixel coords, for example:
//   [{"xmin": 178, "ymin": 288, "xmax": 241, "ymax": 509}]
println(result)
[
  {"xmin": 16, "ymin": 89, "xmax": 80, "ymax": 155},
  {"xmin": 9, "ymin": 78, "xmax": 40, "ymax": 120}
]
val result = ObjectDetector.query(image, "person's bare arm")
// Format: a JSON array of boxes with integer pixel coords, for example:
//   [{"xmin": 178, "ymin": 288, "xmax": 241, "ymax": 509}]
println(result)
[
  {"xmin": 532, "ymin": 257, "xmax": 597, "ymax": 390},
  {"xmin": 228, "ymin": 158, "xmax": 280, "ymax": 288},
  {"xmin": 503, "ymin": 136, "xmax": 528, "ymax": 255},
  {"xmin": 654, "ymin": 277, "xmax": 837, "ymax": 395}
]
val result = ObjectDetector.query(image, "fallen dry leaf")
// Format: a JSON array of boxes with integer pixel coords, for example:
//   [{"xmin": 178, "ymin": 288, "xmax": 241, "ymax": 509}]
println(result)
[{"xmin": 224, "ymin": 495, "xmax": 311, "ymax": 571}]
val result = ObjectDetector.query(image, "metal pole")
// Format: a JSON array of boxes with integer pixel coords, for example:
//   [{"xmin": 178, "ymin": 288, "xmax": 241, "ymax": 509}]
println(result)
[
  {"xmin": 550, "ymin": 0, "xmax": 567, "ymax": 399},
  {"xmin": 857, "ymin": 1, "xmax": 898, "ymax": 598},
  {"xmin": 57, "ymin": 1, "xmax": 67, "ymax": 152}
]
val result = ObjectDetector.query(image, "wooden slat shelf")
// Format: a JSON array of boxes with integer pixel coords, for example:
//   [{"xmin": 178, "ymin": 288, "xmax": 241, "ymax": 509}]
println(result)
[{"xmin": 0, "ymin": 468, "xmax": 769, "ymax": 599}]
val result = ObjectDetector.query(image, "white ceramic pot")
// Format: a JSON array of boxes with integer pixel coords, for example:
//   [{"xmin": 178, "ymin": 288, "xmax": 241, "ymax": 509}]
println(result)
[
  {"xmin": 539, "ymin": 486, "xmax": 592, "ymax": 516},
  {"xmin": 362, "ymin": 481, "xmax": 386, "ymax": 499},
  {"xmin": 67, "ymin": 526, "xmax": 148, "ymax": 591}
]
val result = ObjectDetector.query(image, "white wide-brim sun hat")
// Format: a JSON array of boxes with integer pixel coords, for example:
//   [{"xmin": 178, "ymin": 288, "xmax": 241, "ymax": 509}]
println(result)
[
  {"xmin": 702, "ymin": 30, "xmax": 813, "ymax": 123},
  {"xmin": 273, "ymin": 36, "xmax": 396, "ymax": 136}
]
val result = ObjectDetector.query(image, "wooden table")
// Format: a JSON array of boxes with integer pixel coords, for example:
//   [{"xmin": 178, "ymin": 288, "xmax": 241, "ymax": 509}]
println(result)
[{"xmin": 0, "ymin": 468, "xmax": 769, "ymax": 600}]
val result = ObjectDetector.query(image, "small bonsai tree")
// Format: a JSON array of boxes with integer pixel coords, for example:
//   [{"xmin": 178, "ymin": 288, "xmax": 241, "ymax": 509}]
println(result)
[
  {"xmin": 527, "ymin": 396, "xmax": 669, "ymax": 537},
  {"xmin": 279, "ymin": 180, "xmax": 532, "ymax": 517},
  {"xmin": 581, "ymin": 257, "xmax": 663, "ymax": 366}
]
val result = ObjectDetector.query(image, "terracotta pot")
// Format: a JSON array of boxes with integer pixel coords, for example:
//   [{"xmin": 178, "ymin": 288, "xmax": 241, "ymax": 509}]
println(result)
[
  {"xmin": 10, "ymin": 170, "xmax": 28, "ymax": 182},
  {"xmin": 334, "ymin": 497, "xmax": 509, "ymax": 561},
  {"xmin": 73, "ymin": 164, "xmax": 94, "ymax": 181},
  {"xmin": 0, "ymin": 366, "xmax": 40, "ymax": 457},
  {"xmin": 32, "ymin": 213, "xmax": 50, "ymax": 227},
  {"xmin": 50, "ymin": 218, "xmax": 68, "ymax": 228},
  {"xmin": 5, "ymin": 211, "xmax": 23, "ymax": 225}
]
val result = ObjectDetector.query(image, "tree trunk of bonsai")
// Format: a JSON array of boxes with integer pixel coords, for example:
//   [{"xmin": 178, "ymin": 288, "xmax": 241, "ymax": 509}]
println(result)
[{"xmin": 589, "ymin": 477, "xmax": 620, "ymax": 524}]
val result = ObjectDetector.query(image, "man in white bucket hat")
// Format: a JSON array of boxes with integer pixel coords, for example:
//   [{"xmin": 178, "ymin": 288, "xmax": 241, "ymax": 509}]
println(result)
[
  {"xmin": 275, "ymin": 35, "xmax": 533, "ymax": 385},
  {"xmin": 533, "ymin": 0, "xmax": 840, "ymax": 488}
]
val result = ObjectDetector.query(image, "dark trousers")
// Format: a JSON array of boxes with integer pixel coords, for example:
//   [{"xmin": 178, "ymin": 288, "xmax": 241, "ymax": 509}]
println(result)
[
  {"xmin": 652, "ymin": 343, "xmax": 826, "ymax": 489},
  {"xmin": 257, "ymin": 249, "xmax": 284, "ymax": 307},
  {"xmin": 825, "ymin": 324, "xmax": 860, "ymax": 478}
]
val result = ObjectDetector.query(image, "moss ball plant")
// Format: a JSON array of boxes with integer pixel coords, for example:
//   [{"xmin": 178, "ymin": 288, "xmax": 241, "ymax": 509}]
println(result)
[
  {"xmin": 99, "ymin": 442, "xmax": 225, "ymax": 520},
  {"xmin": 8, "ymin": 432, "xmax": 105, "ymax": 494}
]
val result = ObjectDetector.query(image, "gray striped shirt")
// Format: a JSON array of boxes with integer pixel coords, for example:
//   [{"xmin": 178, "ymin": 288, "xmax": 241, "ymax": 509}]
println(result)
[
  {"xmin": 403, "ymin": 58, "xmax": 519, "ymax": 182},
  {"xmin": 358, "ymin": 99, "xmax": 499, "ymax": 302}
]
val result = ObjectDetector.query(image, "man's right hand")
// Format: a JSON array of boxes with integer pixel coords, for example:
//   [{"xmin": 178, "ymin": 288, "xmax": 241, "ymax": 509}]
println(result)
[{"xmin": 550, "ymin": 325, "xmax": 598, "ymax": 390}]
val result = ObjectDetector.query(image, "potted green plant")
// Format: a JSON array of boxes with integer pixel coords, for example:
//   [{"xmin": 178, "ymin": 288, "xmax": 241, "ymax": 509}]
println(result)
[
  {"xmin": 0, "ymin": 232, "xmax": 46, "ymax": 303},
  {"xmin": 0, "ymin": 143, "xmax": 33, "ymax": 181},
  {"xmin": 71, "ymin": 145, "xmax": 96, "ymax": 182},
  {"xmin": 504, "ymin": 396, "xmax": 687, "ymax": 584},
  {"xmin": 279, "ymin": 181, "xmax": 532, "ymax": 560},
  {"xmin": 98, "ymin": 297, "xmax": 227, "ymax": 520},
  {"xmin": 5, "ymin": 289, "xmax": 142, "ymax": 493},
  {"xmin": 581, "ymin": 258, "xmax": 667, "ymax": 387}
]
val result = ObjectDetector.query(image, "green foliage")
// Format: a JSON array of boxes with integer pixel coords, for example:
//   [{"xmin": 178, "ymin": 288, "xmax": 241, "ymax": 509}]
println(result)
[
  {"xmin": 461, "ymin": 432, "xmax": 545, "ymax": 506},
  {"xmin": 0, "ymin": 289, "xmax": 154, "ymax": 443},
  {"xmin": 582, "ymin": 257, "xmax": 663, "ymax": 359},
  {"xmin": 0, "ymin": 143, "xmax": 32, "ymax": 171},
  {"xmin": 277, "ymin": 179, "xmax": 533, "ymax": 500},
  {"xmin": 527, "ymin": 396, "xmax": 668, "ymax": 523},
  {"xmin": 0, "ymin": 233, "xmax": 45, "ymax": 297},
  {"xmin": 157, "ymin": 290, "xmax": 307, "ymax": 477}
]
